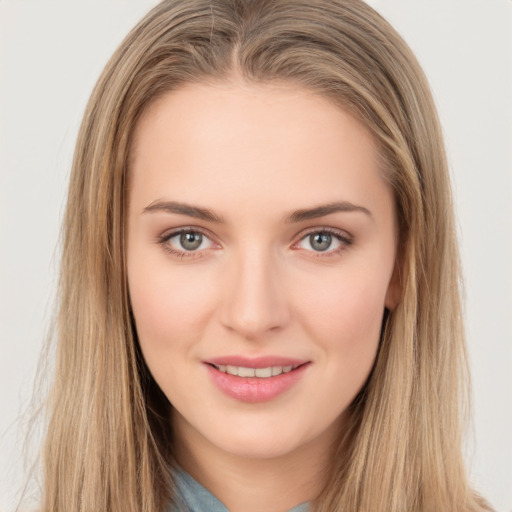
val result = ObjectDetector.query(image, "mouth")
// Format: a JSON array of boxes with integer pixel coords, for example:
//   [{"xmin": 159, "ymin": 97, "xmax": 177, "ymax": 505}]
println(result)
[
  {"xmin": 203, "ymin": 357, "xmax": 311, "ymax": 403},
  {"xmin": 207, "ymin": 363, "xmax": 303, "ymax": 378}
]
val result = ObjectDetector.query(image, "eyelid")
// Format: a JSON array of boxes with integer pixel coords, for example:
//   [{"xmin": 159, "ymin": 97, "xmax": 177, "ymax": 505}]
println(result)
[
  {"xmin": 157, "ymin": 226, "xmax": 220, "ymax": 259},
  {"xmin": 156, "ymin": 225, "xmax": 352, "ymax": 259},
  {"xmin": 294, "ymin": 225, "xmax": 352, "ymax": 242},
  {"xmin": 291, "ymin": 226, "xmax": 353, "ymax": 254}
]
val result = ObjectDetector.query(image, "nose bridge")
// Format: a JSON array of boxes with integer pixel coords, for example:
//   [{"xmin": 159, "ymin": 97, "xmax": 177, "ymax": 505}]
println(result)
[{"xmin": 220, "ymin": 243, "xmax": 289, "ymax": 338}]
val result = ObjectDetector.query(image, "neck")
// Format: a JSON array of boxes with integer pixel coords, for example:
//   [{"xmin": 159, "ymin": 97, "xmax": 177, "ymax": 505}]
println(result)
[{"xmin": 173, "ymin": 413, "xmax": 342, "ymax": 512}]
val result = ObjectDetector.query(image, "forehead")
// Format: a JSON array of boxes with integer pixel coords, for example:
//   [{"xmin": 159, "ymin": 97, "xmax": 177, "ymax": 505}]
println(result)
[{"xmin": 129, "ymin": 81, "xmax": 391, "ymax": 219}]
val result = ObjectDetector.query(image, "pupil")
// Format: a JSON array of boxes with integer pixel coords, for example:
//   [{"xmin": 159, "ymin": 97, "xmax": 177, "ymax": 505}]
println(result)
[
  {"xmin": 310, "ymin": 233, "xmax": 331, "ymax": 251},
  {"xmin": 180, "ymin": 232, "xmax": 202, "ymax": 250}
]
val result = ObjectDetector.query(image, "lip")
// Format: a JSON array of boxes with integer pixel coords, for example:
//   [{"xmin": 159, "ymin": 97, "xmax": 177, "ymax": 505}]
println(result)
[
  {"xmin": 205, "ymin": 355, "xmax": 308, "ymax": 368},
  {"xmin": 203, "ymin": 356, "xmax": 311, "ymax": 403}
]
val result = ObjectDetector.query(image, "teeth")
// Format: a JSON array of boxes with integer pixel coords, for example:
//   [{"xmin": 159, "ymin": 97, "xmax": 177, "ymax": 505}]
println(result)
[
  {"xmin": 271, "ymin": 366, "xmax": 283, "ymax": 376},
  {"xmin": 238, "ymin": 367, "xmax": 255, "ymax": 378},
  {"xmin": 255, "ymin": 367, "xmax": 272, "ymax": 378},
  {"xmin": 226, "ymin": 365, "xmax": 238, "ymax": 376},
  {"xmin": 215, "ymin": 364, "xmax": 297, "ymax": 378}
]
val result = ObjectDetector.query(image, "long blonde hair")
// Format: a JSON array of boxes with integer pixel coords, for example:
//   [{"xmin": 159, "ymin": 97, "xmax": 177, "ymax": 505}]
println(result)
[{"xmin": 40, "ymin": 0, "xmax": 491, "ymax": 510}]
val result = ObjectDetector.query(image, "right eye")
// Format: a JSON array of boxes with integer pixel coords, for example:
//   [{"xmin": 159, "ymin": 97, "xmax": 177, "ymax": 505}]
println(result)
[{"xmin": 159, "ymin": 229, "xmax": 215, "ymax": 258}]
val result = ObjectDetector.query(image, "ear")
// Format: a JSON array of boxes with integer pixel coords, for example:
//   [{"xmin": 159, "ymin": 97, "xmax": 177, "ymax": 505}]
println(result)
[{"xmin": 384, "ymin": 260, "xmax": 402, "ymax": 311}]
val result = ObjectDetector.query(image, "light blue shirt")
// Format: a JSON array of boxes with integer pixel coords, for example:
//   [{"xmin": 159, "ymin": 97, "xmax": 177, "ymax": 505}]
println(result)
[{"xmin": 170, "ymin": 468, "xmax": 310, "ymax": 512}]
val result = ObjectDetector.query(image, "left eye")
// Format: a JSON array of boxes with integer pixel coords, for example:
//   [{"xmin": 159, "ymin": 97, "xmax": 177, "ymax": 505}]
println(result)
[
  {"xmin": 296, "ymin": 231, "xmax": 346, "ymax": 252},
  {"xmin": 165, "ymin": 230, "xmax": 214, "ymax": 252}
]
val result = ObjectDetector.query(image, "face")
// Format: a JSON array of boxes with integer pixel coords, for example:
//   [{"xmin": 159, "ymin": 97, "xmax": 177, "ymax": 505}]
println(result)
[{"xmin": 127, "ymin": 81, "xmax": 399, "ymax": 463}]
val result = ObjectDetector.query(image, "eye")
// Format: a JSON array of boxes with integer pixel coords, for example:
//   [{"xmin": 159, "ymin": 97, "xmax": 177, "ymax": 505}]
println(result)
[
  {"xmin": 160, "ymin": 228, "xmax": 215, "ymax": 256},
  {"xmin": 176, "ymin": 231, "xmax": 207, "ymax": 251},
  {"xmin": 306, "ymin": 232, "xmax": 336, "ymax": 252},
  {"xmin": 295, "ymin": 228, "xmax": 351, "ymax": 255}
]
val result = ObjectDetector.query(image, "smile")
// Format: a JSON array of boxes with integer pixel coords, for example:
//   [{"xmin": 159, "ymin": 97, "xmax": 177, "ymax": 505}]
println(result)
[
  {"xmin": 204, "ymin": 358, "xmax": 310, "ymax": 403},
  {"xmin": 212, "ymin": 364, "xmax": 299, "ymax": 378}
]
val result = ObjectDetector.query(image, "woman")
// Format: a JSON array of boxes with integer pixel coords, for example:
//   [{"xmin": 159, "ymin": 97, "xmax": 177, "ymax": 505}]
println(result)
[{"xmin": 38, "ymin": 0, "xmax": 492, "ymax": 510}]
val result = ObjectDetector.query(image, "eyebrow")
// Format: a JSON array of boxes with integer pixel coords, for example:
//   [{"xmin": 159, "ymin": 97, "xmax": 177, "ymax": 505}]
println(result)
[
  {"xmin": 285, "ymin": 201, "xmax": 372, "ymax": 223},
  {"xmin": 143, "ymin": 200, "xmax": 225, "ymax": 223},
  {"xmin": 142, "ymin": 199, "xmax": 371, "ymax": 223}
]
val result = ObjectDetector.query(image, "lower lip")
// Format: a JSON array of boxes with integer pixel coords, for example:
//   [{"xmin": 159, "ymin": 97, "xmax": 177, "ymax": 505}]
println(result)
[{"xmin": 205, "ymin": 363, "xmax": 310, "ymax": 403}]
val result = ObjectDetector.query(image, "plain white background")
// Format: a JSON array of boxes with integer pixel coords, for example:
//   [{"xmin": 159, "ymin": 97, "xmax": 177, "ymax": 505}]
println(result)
[{"xmin": 0, "ymin": 1, "xmax": 511, "ymax": 511}]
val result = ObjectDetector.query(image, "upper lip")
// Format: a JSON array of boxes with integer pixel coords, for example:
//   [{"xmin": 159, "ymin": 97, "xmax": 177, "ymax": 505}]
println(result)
[{"xmin": 204, "ymin": 356, "xmax": 309, "ymax": 369}]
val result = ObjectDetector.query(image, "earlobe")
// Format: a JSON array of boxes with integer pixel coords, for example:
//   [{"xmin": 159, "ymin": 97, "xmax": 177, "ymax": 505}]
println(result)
[{"xmin": 384, "ymin": 261, "xmax": 402, "ymax": 311}]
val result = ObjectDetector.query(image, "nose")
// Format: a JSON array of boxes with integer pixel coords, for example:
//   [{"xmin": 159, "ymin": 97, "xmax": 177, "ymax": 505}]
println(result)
[{"xmin": 219, "ymin": 247, "xmax": 290, "ymax": 340}]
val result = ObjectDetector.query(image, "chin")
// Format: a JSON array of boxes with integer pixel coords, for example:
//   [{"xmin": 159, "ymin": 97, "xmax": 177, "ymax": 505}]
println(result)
[{"xmin": 214, "ymin": 431, "xmax": 307, "ymax": 460}]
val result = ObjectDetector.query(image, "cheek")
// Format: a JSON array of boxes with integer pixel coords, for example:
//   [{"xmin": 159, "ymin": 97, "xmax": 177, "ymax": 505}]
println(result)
[
  {"xmin": 300, "ymin": 269, "xmax": 387, "ymax": 336},
  {"xmin": 127, "ymin": 250, "xmax": 215, "ymax": 357},
  {"xmin": 294, "ymin": 267, "xmax": 388, "ymax": 376},
  {"xmin": 128, "ymin": 265, "xmax": 214, "ymax": 405}
]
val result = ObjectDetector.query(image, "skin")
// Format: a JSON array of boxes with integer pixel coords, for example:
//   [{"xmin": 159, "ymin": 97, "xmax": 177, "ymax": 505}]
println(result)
[{"xmin": 127, "ymin": 81, "xmax": 399, "ymax": 512}]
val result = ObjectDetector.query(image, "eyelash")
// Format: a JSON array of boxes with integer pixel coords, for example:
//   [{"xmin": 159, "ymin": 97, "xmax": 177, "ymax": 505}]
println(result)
[
  {"xmin": 158, "ymin": 227, "xmax": 215, "ymax": 260},
  {"xmin": 157, "ymin": 226, "xmax": 353, "ymax": 260},
  {"xmin": 293, "ymin": 227, "xmax": 353, "ymax": 258}
]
